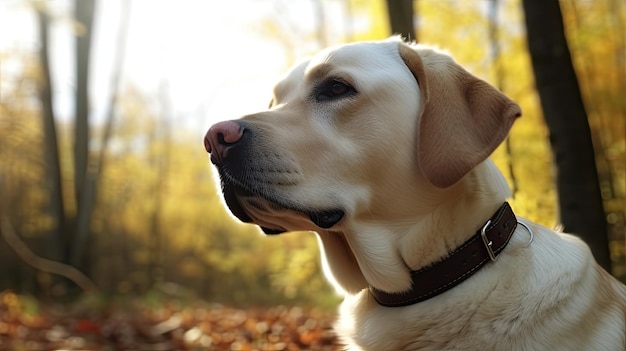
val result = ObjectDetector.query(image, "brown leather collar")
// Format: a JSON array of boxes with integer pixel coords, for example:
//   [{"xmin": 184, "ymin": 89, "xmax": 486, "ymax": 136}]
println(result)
[{"xmin": 370, "ymin": 202, "xmax": 517, "ymax": 307}]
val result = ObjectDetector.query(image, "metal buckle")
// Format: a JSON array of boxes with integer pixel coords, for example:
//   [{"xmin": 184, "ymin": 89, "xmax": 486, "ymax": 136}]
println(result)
[
  {"xmin": 481, "ymin": 219, "xmax": 534, "ymax": 263},
  {"xmin": 480, "ymin": 220, "xmax": 497, "ymax": 262}
]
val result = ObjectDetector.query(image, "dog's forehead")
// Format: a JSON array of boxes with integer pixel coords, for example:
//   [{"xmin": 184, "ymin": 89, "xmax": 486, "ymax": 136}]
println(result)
[
  {"xmin": 273, "ymin": 40, "xmax": 404, "ymax": 101},
  {"xmin": 309, "ymin": 40, "xmax": 400, "ymax": 68}
]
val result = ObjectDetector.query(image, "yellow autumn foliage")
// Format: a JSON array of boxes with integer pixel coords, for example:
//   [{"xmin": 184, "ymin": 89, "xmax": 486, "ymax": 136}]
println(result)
[{"xmin": 0, "ymin": 0, "xmax": 624, "ymax": 306}]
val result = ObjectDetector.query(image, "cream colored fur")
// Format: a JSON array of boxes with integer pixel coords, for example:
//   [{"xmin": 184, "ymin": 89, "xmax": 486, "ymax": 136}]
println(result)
[{"xmin": 209, "ymin": 38, "xmax": 626, "ymax": 350}]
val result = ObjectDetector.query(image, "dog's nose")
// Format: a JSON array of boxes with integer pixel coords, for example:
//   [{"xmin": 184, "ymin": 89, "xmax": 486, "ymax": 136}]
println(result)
[{"xmin": 204, "ymin": 120, "xmax": 245, "ymax": 165}]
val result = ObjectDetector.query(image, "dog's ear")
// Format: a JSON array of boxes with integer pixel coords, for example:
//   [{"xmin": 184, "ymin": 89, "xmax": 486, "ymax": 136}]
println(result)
[{"xmin": 398, "ymin": 43, "xmax": 521, "ymax": 188}]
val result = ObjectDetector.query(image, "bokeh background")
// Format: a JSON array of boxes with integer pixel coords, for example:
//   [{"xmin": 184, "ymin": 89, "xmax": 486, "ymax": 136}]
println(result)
[{"xmin": 0, "ymin": 0, "xmax": 624, "ymax": 349}]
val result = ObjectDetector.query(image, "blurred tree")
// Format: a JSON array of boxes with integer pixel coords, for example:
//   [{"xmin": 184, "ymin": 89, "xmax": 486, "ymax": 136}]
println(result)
[
  {"xmin": 560, "ymin": 0, "xmax": 625, "ymax": 278},
  {"xmin": 33, "ymin": 0, "xmax": 130, "ymax": 277},
  {"xmin": 521, "ymin": 0, "xmax": 611, "ymax": 270},
  {"xmin": 77, "ymin": 0, "xmax": 132, "ymax": 274},
  {"xmin": 147, "ymin": 82, "xmax": 173, "ymax": 287},
  {"xmin": 0, "ymin": 56, "xmax": 55, "ymax": 293},
  {"xmin": 73, "ymin": 0, "xmax": 94, "ymax": 199},
  {"xmin": 385, "ymin": 0, "xmax": 416, "ymax": 40},
  {"xmin": 71, "ymin": 0, "xmax": 96, "ymax": 271},
  {"xmin": 35, "ymin": 3, "xmax": 66, "ymax": 262}
]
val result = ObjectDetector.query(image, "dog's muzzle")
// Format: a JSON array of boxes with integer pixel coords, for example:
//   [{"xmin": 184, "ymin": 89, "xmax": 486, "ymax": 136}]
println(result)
[{"xmin": 204, "ymin": 120, "xmax": 345, "ymax": 232}]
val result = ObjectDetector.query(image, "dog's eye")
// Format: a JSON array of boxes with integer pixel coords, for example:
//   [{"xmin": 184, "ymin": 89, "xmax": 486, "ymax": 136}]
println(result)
[{"xmin": 316, "ymin": 80, "xmax": 356, "ymax": 102}]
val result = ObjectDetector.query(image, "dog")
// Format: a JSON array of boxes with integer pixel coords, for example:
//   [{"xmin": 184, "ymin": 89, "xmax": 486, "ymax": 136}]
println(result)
[{"xmin": 204, "ymin": 38, "xmax": 626, "ymax": 350}]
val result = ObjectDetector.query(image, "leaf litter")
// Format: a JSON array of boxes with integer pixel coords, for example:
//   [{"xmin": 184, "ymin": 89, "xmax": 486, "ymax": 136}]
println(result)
[{"xmin": 0, "ymin": 290, "xmax": 341, "ymax": 350}]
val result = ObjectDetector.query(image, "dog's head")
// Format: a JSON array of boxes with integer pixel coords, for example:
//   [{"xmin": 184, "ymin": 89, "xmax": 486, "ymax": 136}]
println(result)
[{"xmin": 204, "ymin": 38, "xmax": 521, "ymax": 238}]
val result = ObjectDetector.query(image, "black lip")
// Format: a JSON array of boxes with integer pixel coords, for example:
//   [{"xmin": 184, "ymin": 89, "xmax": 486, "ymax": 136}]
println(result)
[
  {"xmin": 223, "ymin": 184, "xmax": 287, "ymax": 234},
  {"xmin": 220, "ymin": 178, "xmax": 253, "ymax": 223},
  {"xmin": 218, "ymin": 172, "xmax": 344, "ymax": 231},
  {"xmin": 261, "ymin": 227, "xmax": 286, "ymax": 235},
  {"xmin": 309, "ymin": 210, "xmax": 345, "ymax": 229}
]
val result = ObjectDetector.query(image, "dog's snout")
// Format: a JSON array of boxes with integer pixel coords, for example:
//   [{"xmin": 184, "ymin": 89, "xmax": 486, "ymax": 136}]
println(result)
[{"xmin": 204, "ymin": 120, "xmax": 245, "ymax": 164}]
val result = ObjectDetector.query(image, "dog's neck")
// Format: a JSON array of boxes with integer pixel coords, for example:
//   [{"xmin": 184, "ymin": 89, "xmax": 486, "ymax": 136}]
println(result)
[
  {"xmin": 399, "ymin": 160, "xmax": 511, "ymax": 271},
  {"xmin": 320, "ymin": 160, "xmax": 512, "ymax": 295}
]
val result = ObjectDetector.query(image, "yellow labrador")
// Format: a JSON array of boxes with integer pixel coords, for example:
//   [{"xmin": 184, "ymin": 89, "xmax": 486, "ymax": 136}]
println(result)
[{"xmin": 204, "ymin": 38, "xmax": 626, "ymax": 350}]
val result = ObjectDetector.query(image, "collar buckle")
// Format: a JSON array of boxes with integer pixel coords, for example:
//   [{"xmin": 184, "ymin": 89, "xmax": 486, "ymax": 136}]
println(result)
[
  {"xmin": 480, "ymin": 219, "xmax": 498, "ymax": 262},
  {"xmin": 370, "ymin": 202, "xmax": 518, "ymax": 307}
]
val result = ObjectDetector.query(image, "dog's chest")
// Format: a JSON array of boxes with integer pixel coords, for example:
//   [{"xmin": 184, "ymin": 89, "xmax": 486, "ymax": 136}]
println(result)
[{"xmin": 336, "ymin": 293, "xmax": 486, "ymax": 351}]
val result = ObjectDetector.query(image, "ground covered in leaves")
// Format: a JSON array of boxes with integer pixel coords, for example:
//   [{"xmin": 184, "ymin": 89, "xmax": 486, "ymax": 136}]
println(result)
[{"xmin": 0, "ymin": 290, "xmax": 341, "ymax": 350}]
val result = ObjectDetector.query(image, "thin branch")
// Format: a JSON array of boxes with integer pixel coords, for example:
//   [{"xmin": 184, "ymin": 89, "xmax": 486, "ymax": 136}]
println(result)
[
  {"xmin": 97, "ymin": 0, "xmax": 132, "ymax": 165},
  {"xmin": 1, "ymin": 215, "xmax": 98, "ymax": 292}
]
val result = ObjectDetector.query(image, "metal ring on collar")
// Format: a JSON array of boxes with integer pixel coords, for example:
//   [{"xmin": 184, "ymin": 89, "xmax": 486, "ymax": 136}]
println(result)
[{"xmin": 517, "ymin": 221, "xmax": 534, "ymax": 247}]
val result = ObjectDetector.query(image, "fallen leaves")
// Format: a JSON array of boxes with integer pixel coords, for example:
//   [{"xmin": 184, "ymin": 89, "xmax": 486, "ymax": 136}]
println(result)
[{"xmin": 0, "ymin": 290, "xmax": 341, "ymax": 350}]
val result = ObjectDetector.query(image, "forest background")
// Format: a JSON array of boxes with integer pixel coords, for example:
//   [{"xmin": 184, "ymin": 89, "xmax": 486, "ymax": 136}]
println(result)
[{"xmin": 0, "ymin": 0, "xmax": 625, "ymax": 314}]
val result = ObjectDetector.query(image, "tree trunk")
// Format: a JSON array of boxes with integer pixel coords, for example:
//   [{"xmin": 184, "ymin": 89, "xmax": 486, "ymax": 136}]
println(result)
[
  {"xmin": 74, "ymin": 0, "xmax": 95, "ymax": 201},
  {"xmin": 385, "ymin": 0, "xmax": 416, "ymax": 41},
  {"xmin": 71, "ymin": 0, "xmax": 96, "ymax": 269},
  {"xmin": 521, "ymin": 0, "xmax": 611, "ymax": 271},
  {"xmin": 36, "ymin": 6, "xmax": 66, "ymax": 261},
  {"xmin": 147, "ymin": 83, "xmax": 173, "ymax": 288}
]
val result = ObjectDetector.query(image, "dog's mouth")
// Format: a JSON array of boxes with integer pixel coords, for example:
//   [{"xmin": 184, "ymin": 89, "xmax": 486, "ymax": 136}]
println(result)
[{"xmin": 219, "ymin": 173, "xmax": 344, "ymax": 234}]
